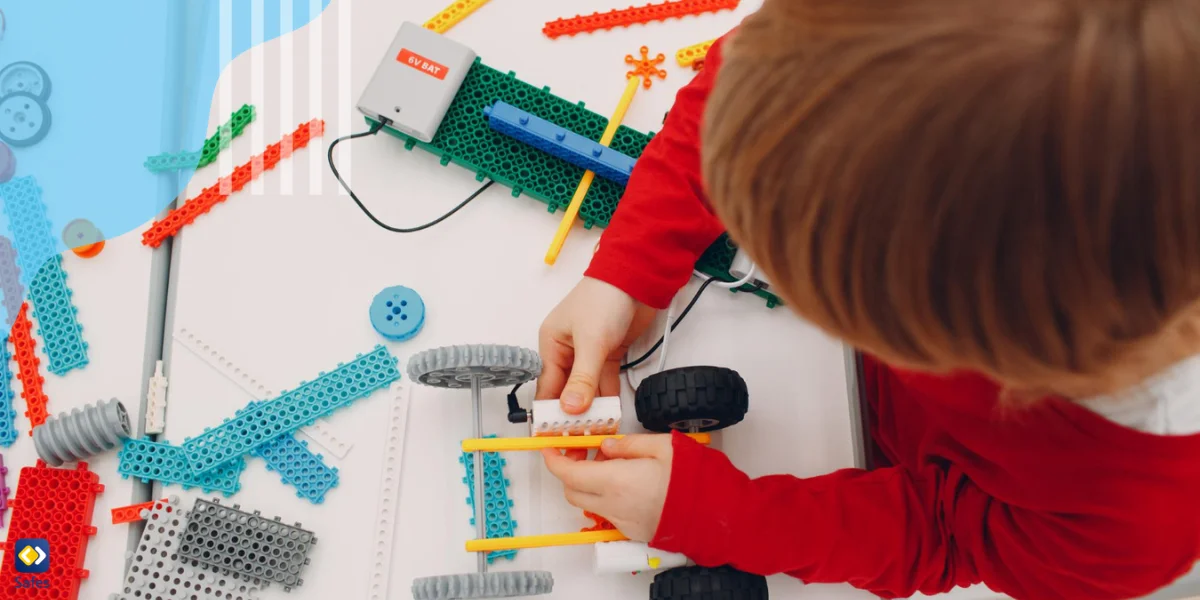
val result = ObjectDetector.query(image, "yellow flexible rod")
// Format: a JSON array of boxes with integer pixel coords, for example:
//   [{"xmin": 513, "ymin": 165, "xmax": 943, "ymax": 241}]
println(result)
[
  {"xmin": 462, "ymin": 432, "xmax": 710, "ymax": 452},
  {"xmin": 544, "ymin": 75, "xmax": 642, "ymax": 265},
  {"xmin": 467, "ymin": 529, "xmax": 629, "ymax": 553}
]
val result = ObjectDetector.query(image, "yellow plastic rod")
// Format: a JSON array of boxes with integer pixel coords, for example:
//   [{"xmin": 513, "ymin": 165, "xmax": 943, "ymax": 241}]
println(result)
[
  {"xmin": 424, "ymin": 0, "xmax": 492, "ymax": 34},
  {"xmin": 544, "ymin": 75, "xmax": 642, "ymax": 265},
  {"xmin": 462, "ymin": 433, "xmax": 710, "ymax": 452},
  {"xmin": 467, "ymin": 529, "xmax": 628, "ymax": 553},
  {"xmin": 676, "ymin": 39, "xmax": 715, "ymax": 68}
]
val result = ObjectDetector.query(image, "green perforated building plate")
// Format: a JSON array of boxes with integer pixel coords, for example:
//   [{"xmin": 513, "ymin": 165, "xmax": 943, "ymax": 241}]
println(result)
[{"xmin": 371, "ymin": 58, "xmax": 780, "ymax": 308}]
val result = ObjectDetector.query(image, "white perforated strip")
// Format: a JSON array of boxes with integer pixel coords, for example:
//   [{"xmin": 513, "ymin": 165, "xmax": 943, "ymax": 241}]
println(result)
[
  {"xmin": 144, "ymin": 360, "xmax": 168, "ymax": 435},
  {"xmin": 172, "ymin": 327, "xmax": 353, "ymax": 458},
  {"xmin": 367, "ymin": 382, "xmax": 410, "ymax": 600}
]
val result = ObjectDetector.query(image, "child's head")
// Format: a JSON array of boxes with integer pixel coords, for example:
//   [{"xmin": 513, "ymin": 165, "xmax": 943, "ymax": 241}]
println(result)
[{"xmin": 703, "ymin": 0, "xmax": 1200, "ymax": 398}]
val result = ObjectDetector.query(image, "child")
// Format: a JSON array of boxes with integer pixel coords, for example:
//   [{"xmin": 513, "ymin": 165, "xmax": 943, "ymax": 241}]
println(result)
[{"xmin": 535, "ymin": 0, "xmax": 1200, "ymax": 598}]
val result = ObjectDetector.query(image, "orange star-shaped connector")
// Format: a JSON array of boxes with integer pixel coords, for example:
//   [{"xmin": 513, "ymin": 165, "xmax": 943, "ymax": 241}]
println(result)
[{"xmin": 626, "ymin": 46, "xmax": 667, "ymax": 89}]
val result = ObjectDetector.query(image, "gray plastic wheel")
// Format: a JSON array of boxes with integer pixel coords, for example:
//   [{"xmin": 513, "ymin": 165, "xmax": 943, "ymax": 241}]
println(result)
[
  {"xmin": 0, "ymin": 92, "xmax": 50, "ymax": 147},
  {"xmin": 407, "ymin": 344, "xmax": 541, "ymax": 389},
  {"xmin": 0, "ymin": 61, "xmax": 51, "ymax": 100},
  {"xmin": 412, "ymin": 571, "xmax": 553, "ymax": 599}
]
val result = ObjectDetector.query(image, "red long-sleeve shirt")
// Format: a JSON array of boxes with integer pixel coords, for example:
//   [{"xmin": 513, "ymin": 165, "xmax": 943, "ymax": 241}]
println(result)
[{"xmin": 585, "ymin": 35, "xmax": 1200, "ymax": 599}]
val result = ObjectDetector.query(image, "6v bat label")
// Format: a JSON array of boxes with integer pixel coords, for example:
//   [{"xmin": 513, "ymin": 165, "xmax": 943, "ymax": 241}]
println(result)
[{"xmin": 396, "ymin": 48, "xmax": 449, "ymax": 80}]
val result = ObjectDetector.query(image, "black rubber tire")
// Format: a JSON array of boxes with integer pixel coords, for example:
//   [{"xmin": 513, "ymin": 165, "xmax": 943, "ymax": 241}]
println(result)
[
  {"xmin": 634, "ymin": 366, "xmax": 749, "ymax": 433},
  {"xmin": 649, "ymin": 566, "xmax": 768, "ymax": 600}
]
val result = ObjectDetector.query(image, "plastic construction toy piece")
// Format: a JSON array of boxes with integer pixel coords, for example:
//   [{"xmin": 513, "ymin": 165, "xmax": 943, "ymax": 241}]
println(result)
[
  {"xmin": 0, "ymin": 461, "xmax": 103, "ymax": 600},
  {"xmin": 594, "ymin": 540, "xmax": 688, "ymax": 575},
  {"xmin": 118, "ymin": 438, "xmax": 246, "ymax": 496},
  {"xmin": 179, "ymin": 497, "xmax": 317, "ymax": 590},
  {"xmin": 626, "ymin": 46, "xmax": 668, "ymax": 89},
  {"xmin": 462, "ymin": 432, "xmax": 710, "ymax": 452},
  {"xmin": 582, "ymin": 510, "xmax": 616, "ymax": 533},
  {"xmin": 543, "ymin": 0, "xmax": 739, "ymax": 38},
  {"xmin": 676, "ymin": 39, "xmax": 714, "ymax": 69},
  {"xmin": 62, "ymin": 218, "xmax": 105, "ymax": 258},
  {"xmin": 110, "ymin": 498, "xmax": 160, "ymax": 525},
  {"xmin": 0, "ymin": 91, "xmax": 52, "ymax": 147},
  {"xmin": 412, "ymin": 572, "xmax": 554, "ymax": 600},
  {"xmin": 369, "ymin": 285, "xmax": 426, "ymax": 341},
  {"xmin": 372, "ymin": 60, "xmax": 783, "ymax": 308},
  {"xmin": 0, "ymin": 61, "xmax": 52, "ymax": 100},
  {"xmin": 0, "ymin": 175, "xmax": 54, "ymax": 287},
  {"xmin": 545, "ymin": 74, "xmax": 641, "ymax": 265},
  {"xmin": 424, "ymin": 0, "xmax": 492, "ymax": 33},
  {"xmin": 34, "ymin": 398, "xmax": 131, "ymax": 466},
  {"xmin": 173, "ymin": 327, "xmax": 354, "ymax": 459},
  {"xmin": 0, "ymin": 333, "xmax": 17, "ymax": 447},
  {"xmin": 113, "ymin": 496, "xmax": 264, "ymax": 600},
  {"xmin": 11, "ymin": 302, "xmax": 49, "ymax": 434},
  {"xmin": 366, "ymin": 384, "xmax": 410, "ymax": 600},
  {"xmin": 141, "ymin": 118, "xmax": 324, "ymax": 248},
  {"xmin": 28, "ymin": 253, "xmax": 90, "ymax": 374},
  {"xmin": 460, "ymin": 435, "xmax": 517, "ymax": 564},
  {"xmin": 532, "ymin": 396, "xmax": 621, "ymax": 436},
  {"xmin": 484, "ymin": 101, "xmax": 637, "ymax": 186},
  {"xmin": 0, "ymin": 454, "xmax": 9, "ymax": 527},
  {"xmin": 181, "ymin": 345, "xmax": 399, "ymax": 477},
  {"xmin": 144, "ymin": 104, "xmax": 256, "ymax": 173},
  {"xmin": 251, "ymin": 429, "xmax": 340, "ymax": 504},
  {"xmin": 0, "ymin": 235, "xmax": 23, "ymax": 324},
  {"xmin": 145, "ymin": 360, "xmax": 168, "ymax": 435},
  {"xmin": 466, "ymin": 530, "xmax": 627, "ymax": 553}
]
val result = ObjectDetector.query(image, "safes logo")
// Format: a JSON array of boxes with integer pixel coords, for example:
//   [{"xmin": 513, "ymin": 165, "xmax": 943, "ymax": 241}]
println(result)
[{"xmin": 14, "ymin": 539, "xmax": 48, "ymax": 573}]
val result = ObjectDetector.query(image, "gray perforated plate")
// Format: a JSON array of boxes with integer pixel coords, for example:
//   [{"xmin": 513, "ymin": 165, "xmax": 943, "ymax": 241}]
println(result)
[
  {"xmin": 178, "ymin": 498, "xmax": 316, "ymax": 590},
  {"xmin": 407, "ymin": 345, "xmax": 541, "ymax": 389}
]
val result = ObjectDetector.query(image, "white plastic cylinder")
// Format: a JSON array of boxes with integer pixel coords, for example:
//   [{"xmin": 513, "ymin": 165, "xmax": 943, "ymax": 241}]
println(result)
[
  {"xmin": 531, "ymin": 396, "xmax": 621, "ymax": 436},
  {"xmin": 593, "ymin": 541, "xmax": 688, "ymax": 575}
]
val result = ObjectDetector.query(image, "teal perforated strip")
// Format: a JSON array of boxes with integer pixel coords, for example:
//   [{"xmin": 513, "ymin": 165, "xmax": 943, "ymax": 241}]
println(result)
[
  {"xmin": 0, "ymin": 335, "xmax": 16, "ymax": 446},
  {"xmin": 181, "ymin": 345, "xmax": 400, "ymax": 476},
  {"xmin": 461, "ymin": 434, "xmax": 517, "ymax": 564},
  {"xmin": 117, "ymin": 438, "xmax": 245, "ymax": 496},
  {"xmin": 252, "ymin": 431, "xmax": 340, "ymax": 504},
  {"xmin": 370, "ymin": 59, "xmax": 780, "ymax": 308}
]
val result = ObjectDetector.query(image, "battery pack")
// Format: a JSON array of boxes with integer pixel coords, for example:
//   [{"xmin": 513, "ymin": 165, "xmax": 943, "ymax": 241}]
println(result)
[{"xmin": 357, "ymin": 22, "xmax": 476, "ymax": 142}]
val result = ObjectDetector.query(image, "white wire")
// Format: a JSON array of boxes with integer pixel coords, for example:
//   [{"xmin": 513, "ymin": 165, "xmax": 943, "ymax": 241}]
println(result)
[
  {"xmin": 657, "ymin": 297, "xmax": 677, "ymax": 373},
  {"xmin": 693, "ymin": 264, "xmax": 757, "ymax": 289}
]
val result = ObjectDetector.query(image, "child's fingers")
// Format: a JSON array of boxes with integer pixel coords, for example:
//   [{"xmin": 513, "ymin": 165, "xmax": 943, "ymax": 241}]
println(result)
[
  {"xmin": 542, "ymin": 448, "xmax": 611, "ymax": 494},
  {"xmin": 563, "ymin": 488, "xmax": 604, "ymax": 513},
  {"xmin": 599, "ymin": 434, "xmax": 668, "ymax": 460}
]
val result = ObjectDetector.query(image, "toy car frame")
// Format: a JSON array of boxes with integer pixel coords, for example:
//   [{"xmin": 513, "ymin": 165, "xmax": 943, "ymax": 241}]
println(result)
[{"xmin": 407, "ymin": 344, "xmax": 768, "ymax": 600}]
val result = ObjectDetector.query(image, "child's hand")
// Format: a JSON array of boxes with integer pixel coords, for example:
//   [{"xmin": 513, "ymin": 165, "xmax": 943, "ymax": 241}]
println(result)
[{"xmin": 541, "ymin": 434, "xmax": 673, "ymax": 542}]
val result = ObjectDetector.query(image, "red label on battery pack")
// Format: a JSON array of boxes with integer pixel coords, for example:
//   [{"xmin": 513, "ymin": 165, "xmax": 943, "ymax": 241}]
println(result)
[{"xmin": 396, "ymin": 48, "xmax": 449, "ymax": 80}]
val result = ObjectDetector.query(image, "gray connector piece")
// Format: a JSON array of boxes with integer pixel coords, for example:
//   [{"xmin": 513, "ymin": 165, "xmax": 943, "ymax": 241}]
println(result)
[
  {"xmin": 178, "ymin": 498, "xmax": 317, "ymax": 590},
  {"xmin": 34, "ymin": 398, "xmax": 131, "ymax": 466},
  {"xmin": 412, "ymin": 571, "xmax": 554, "ymax": 599}
]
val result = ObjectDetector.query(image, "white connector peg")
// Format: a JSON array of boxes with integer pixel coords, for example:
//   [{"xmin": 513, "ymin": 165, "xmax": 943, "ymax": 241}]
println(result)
[
  {"xmin": 144, "ymin": 360, "xmax": 168, "ymax": 434},
  {"xmin": 532, "ymin": 396, "xmax": 622, "ymax": 436},
  {"xmin": 594, "ymin": 541, "xmax": 688, "ymax": 575}
]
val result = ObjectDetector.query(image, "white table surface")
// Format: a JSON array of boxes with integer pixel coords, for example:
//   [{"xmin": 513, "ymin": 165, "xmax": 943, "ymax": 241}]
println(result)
[{"xmin": 0, "ymin": 1, "xmax": 960, "ymax": 599}]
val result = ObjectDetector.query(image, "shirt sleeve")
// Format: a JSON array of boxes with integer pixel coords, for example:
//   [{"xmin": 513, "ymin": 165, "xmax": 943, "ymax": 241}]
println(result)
[
  {"xmin": 583, "ymin": 37, "xmax": 729, "ymax": 310},
  {"xmin": 650, "ymin": 432, "xmax": 1197, "ymax": 600}
]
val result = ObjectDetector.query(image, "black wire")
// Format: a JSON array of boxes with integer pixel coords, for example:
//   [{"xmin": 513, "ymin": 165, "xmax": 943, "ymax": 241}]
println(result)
[
  {"xmin": 620, "ymin": 276, "xmax": 720, "ymax": 370},
  {"xmin": 328, "ymin": 119, "xmax": 494, "ymax": 232}
]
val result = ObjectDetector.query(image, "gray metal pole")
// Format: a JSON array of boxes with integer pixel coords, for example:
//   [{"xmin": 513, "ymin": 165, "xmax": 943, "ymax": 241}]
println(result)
[{"xmin": 471, "ymin": 375, "xmax": 487, "ymax": 573}]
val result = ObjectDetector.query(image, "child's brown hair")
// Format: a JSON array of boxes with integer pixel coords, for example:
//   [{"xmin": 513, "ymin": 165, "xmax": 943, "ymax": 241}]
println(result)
[{"xmin": 703, "ymin": 0, "xmax": 1200, "ymax": 398}]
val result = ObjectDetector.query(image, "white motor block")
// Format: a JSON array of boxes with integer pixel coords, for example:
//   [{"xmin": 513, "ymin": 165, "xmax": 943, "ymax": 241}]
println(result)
[
  {"xmin": 594, "ymin": 541, "xmax": 688, "ymax": 575},
  {"xmin": 531, "ymin": 396, "xmax": 622, "ymax": 436}
]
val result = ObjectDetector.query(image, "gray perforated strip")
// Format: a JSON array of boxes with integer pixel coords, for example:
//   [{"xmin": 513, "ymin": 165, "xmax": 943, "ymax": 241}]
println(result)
[
  {"xmin": 178, "ymin": 498, "xmax": 316, "ymax": 590},
  {"xmin": 411, "ymin": 571, "xmax": 554, "ymax": 599}
]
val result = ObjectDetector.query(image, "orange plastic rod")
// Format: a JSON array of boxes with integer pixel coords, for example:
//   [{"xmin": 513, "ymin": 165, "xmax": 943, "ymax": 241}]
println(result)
[
  {"xmin": 10, "ymin": 303, "xmax": 48, "ymax": 434},
  {"xmin": 141, "ymin": 119, "xmax": 325, "ymax": 248},
  {"xmin": 111, "ymin": 500, "xmax": 158, "ymax": 524},
  {"xmin": 544, "ymin": 0, "xmax": 738, "ymax": 38}
]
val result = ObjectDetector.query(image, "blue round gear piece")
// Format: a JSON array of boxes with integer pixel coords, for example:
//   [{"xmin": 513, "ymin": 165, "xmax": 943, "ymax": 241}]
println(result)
[
  {"xmin": 0, "ymin": 92, "xmax": 50, "ymax": 147},
  {"xmin": 0, "ymin": 61, "xmax": 51, "ymax": 100},
  {"xmin": 370, "ymin": 285, "xmax": 425, "ymax": 341}
]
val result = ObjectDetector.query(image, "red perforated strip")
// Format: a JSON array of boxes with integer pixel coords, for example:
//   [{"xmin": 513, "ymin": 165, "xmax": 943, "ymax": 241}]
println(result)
[
  {"xmin": 544, "ymin": 0, "xmax": 739, "ymax": 38},
  {"xmin": 10, "ymin": 303, "xmax": 47, "ymax": 435},
  {"xmin": 110, "ymin": 499, "xmax": 158, "ymax": 524},
  {"xmin": 0, "ymin": 461, "xmax": 102, "ymax": 600},
  {"xmin": 141, "ymin": 119, "xmax": 326, "ymax": 248}
]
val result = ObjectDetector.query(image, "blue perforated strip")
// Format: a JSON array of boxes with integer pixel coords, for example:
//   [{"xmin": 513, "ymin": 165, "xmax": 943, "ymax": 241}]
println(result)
[
  {"xmin": 253, "ymin": 433, "xmax": 340, "ymax": 503},
  {"xmin": 483, "ymin": 101, "xmax": 637, "ymax": 185},
  {"xmin": 181, "ymin": 345, "xmax": 400, "ymax": 476},
  {"xmin": 117, "ymin": 438, "xmax": 245, "ymax": 496},
  {"xmin": 0, "ymin": 335, "xmax": 16, "ymax": 447},
  {"xmin": 461, "ymin": 435, "xmax": 517, "ymax": 564}
]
